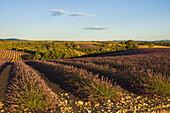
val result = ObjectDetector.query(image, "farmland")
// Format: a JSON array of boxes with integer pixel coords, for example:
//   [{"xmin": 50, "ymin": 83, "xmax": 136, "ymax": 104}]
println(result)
[
  {"xmin": 0, "ymin": 41, "xmax": 169, "ymax": 112},
  {"xmin": 1, "ymin": 0, "xmax": 170, "ymax": 112},
  {"xmin": 0, "ymin": 50, "xmax": 30, "ymax": 63},
  {"xmin": 0, "ymin": 40, "xmax": 169, "ymax": 60},
  {"xmin": 0, "ymin": 40, "xmax": 128, "ymax": 60}
]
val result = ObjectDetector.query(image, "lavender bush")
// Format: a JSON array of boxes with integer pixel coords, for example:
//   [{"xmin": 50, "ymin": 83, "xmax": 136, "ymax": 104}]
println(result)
[
  {"xmin": 26, "ymin": 60, "xmax": 122, "ymax": 103},
  {"xmin": 130, "ymin": 69, "xmax": 170, "ymax": 96},
  {"xmin": 5, "ymin": 61, "xmax": 58, "ymax": 112}
]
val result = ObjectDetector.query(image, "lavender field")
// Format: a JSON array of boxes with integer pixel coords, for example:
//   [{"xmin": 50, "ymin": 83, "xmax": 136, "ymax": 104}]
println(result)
[{"xmin": 0, "ymin": 48, "xmax": 169, "ymax": 112}]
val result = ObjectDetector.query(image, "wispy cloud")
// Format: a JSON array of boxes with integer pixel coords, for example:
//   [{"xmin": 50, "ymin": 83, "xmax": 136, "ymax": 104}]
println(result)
[
  {"xmin": 69, "ymin": 13, "xmax": 95, "ymax": 17},
  {"xmin": 85, "ymin": 26, "xmax": 108, "ymax": 30},
  {"xmin": 48, "ymin": 9, "xmax": 68, "ymax": 16},
  {"xmin": 49, "ymin": 9, "xmax": 95, "ymax": 17}
]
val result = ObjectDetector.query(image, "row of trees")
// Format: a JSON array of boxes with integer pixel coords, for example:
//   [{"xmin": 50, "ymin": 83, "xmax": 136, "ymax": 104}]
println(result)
[{"xmin": 0, "ymin": 40, "xmax": 139, "ymax": 60}]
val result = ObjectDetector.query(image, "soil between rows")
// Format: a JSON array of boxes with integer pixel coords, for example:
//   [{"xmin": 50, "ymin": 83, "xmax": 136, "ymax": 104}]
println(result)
[{"xmin": 0, "ymin": 64, "xmax": 11, "ymax": 101}]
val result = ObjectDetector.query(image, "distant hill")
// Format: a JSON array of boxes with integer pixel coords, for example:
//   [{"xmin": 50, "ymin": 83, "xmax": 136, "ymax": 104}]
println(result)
[
  {"xmin": 112, "ymin": 40, "xmax": 170, "ymax": 42},
  {"xmin": 152, "ymin": 40, "xmax": 170, "ymax": 42},
  {"xmin": 0, "ymin": 38, "xmax": 27, "ymax": 41},
  {"xmin": 0, "ymin": 38, "xmax": 169, "ymax": 42},
  {"xmin": 138, "ymin": 40, "xmax": 170, "ymax": 42}
]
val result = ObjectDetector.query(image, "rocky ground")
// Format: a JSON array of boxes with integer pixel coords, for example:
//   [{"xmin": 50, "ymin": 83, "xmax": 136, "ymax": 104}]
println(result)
[
  {"xmin": 53, "ymin": 91, "xmax": 170, "ymax": 113},
  {"xmin": 1, "ymin": 91, "xmax": 169, "ymax": 113}
]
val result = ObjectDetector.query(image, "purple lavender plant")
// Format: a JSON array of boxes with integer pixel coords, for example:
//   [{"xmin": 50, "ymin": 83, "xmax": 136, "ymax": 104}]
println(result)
[
  {"xmin": 48, "ymin": 48, "xmax": 170, "ymax": 96},
  {"xmin": 26, "ymin": 60, "xmax": 123, "ymax": 103},
  {"xmin": 5, "ymin": 61, "xmax": 58, "ymax": 112}
]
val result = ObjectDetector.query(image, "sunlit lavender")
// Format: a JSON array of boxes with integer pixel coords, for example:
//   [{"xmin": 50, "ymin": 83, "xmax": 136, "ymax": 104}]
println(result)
[{"xmin": 5, "ymin": 61, "xmax": 58, "ymax": 112}]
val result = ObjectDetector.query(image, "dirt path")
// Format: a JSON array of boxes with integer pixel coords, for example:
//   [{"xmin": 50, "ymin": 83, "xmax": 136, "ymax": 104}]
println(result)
[{"xmin": 0, "ymin": 64, "xmax": 11, "ymax": 101}]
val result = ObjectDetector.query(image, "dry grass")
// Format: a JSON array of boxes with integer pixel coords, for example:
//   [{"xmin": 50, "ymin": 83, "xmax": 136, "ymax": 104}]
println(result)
[
  {"xmin": 74, "ymin": 41, "xmax": 97, "ymax": 44},
  {"xmin": 138, "ymin": 45, "xmax": 170, "ymax": 49}
]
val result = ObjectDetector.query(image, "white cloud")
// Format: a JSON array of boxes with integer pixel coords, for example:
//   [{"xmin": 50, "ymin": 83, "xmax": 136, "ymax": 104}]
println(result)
[
  {"xmin": 48, "ymin": 9, "xmax": 68, "ymax": 16},
  {"xmin": 69, "ymin": 13, "xmax": 95, "ymax": 17},
  {"xmin": 48, "ymin": 9, "xmax": 95, "ymax": 17},
  {"xmin": 85, "ymin": 26, "xmax": 108, "ymax": 30}
]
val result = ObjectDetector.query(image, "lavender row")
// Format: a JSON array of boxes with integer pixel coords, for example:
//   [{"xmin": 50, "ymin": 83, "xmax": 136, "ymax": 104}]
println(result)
[
  {"xmin": 26, "ymin": 60, "xmax": 122, "ymax": 103},
  {"xmin": 49, "ymin": 60, "xmax": 170, "ymax": 96},
  {"xmin": 65, "ymin": 54, "xmax": 169, "ymax": 76},
  {"xmin": 65, "ymin": 48, "xmax": 170, "ymax": 75},
  {"xmin": 47, "ymin": 60, "xmax": 136, "ymax": 92},
  {"xmin": 5, "ymin": 61, "xmax": 57, "ymax": 112}
]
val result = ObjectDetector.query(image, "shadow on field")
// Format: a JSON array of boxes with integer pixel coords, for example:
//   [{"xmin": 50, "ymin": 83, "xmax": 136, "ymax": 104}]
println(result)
[
  {"xmin": 102, "ymin": 48, "xmax": 170, "ymax": 57},
  {"xmin": 21, "ymin": 54, "xmax": 33, "ymax": 60},
  {"xmin": 0, "ymin": 62, "xmax": 13, "ymax": 73},
  {"xmin": 0, "ymin": 64, "xmax": 7, "ymax": 73},
  {"xmin": 0, "ymin": 64, "xmax": 12, "ymax": 101}
]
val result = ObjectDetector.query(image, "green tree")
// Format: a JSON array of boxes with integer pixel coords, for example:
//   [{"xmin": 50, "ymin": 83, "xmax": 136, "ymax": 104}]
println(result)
[
  {"xmin": 121, "ymin": 42, "xmax": 126, "ymax": 50},
  {"xmin": 125, "ymin": 40, "xmax": 138, "ymax": 50},
  {"xmin": 148, "ymin": 42, "xmax": 154, "ymax": 48}
]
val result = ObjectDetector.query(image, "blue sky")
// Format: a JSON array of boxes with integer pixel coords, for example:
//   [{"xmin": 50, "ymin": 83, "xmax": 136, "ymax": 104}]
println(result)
[{"xmin": 0, "ymin": 0, "xmax": 170, "ymax": 41}]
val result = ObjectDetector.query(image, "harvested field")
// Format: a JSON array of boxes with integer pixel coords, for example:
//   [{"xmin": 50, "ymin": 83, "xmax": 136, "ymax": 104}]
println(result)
[{"xmin": 0, "ymin": 50, "xmax": 30, "ymax": 63}]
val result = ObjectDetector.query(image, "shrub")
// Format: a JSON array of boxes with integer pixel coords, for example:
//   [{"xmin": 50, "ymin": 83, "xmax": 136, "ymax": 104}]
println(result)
[{"xmin": 125, "ymin": 40, "xmax": 138, "ymax": 50}]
